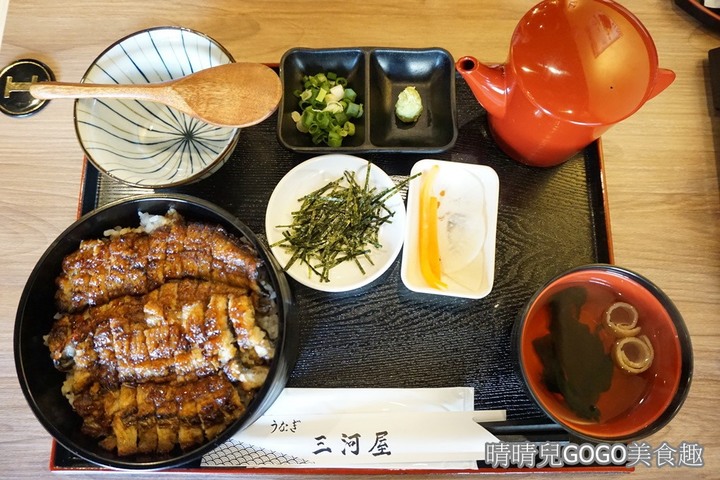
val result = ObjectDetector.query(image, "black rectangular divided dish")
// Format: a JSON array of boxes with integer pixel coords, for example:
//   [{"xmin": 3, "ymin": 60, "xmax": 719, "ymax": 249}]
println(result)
[{"xmin": 278, "ymin": 47, "xmax": 458, "ymax": 153}]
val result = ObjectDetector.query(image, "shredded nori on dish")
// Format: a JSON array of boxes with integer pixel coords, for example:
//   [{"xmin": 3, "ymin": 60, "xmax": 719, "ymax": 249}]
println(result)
[{"xmin": 272, "ymin": 164, "xmax": 417, "ymax": 282}]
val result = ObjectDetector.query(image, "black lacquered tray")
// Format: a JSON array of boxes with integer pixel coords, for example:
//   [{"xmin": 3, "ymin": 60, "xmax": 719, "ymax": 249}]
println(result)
[{"xmin": 52, "ymin": 72, "xmax": 615, "ymax": 473}]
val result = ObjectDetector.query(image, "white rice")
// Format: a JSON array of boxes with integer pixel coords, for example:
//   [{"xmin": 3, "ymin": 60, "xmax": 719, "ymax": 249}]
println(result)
[{"xmin": 103, "ymin": 208, "xmax": 178, "ymax": 237}]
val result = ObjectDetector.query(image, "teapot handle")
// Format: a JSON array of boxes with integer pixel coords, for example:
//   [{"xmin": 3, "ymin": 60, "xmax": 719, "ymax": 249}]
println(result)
[{"xmin": 648, "ymin": 68, "xmax": 676, "ymax": 100}]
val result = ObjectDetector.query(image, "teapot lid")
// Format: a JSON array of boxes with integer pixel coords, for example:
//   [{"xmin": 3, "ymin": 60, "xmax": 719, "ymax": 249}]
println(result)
[{"xmin": 511, "ymin": 0, "xmax": 660, "ymax": 124}]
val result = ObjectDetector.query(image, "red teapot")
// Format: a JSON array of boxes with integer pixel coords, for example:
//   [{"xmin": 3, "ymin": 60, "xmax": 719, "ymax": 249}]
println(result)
[{"xmin": 456, "ymin": 0, "xmax": 675, "ymax": 167}]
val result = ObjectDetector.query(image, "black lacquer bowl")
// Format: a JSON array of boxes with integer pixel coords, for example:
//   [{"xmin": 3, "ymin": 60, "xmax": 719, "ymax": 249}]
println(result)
[{"xmin": 14, "ymin": 194, "xmax": 298, "ymax": 470}]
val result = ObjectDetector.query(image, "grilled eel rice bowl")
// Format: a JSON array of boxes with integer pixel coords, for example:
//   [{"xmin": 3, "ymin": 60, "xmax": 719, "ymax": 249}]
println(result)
[{"xmin": 14, "ymin": 195, "xmax": 296, "ymax": 469}]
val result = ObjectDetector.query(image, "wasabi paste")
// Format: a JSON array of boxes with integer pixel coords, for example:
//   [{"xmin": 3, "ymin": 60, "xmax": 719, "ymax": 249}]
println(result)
[{"xmin": 395, "ymin": 86, "xmax": 423, "ymax": 123}]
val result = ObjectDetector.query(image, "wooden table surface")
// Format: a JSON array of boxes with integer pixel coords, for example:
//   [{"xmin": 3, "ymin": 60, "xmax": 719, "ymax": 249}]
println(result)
[{"xmin": 1, "ymin": 0, "xmax": 718, "ymax": 478}]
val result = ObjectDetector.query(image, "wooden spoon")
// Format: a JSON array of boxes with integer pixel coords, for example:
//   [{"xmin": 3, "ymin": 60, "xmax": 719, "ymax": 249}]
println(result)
[{"xmin": 26, "ymin": 62, "xmax": 282, "ymax": 128}]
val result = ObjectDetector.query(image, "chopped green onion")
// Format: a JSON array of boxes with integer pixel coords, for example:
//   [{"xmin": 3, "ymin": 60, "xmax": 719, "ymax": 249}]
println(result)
[
  {"xmin": 329, "ymin": 84, "xmax": 344, "ymax": 99},
  {"xmin": 291, "ymin": 71, "xmax": 363, "ymax": 147},
  {"xmin": 327, "ymin": 131, "xmax": 342, "ymax": 147},
  {"xmin": 316, "ymin": 111, "xmax": 330, "ymax": 129},
  {"xmin": 343, "ymin": 88, "xmax": 357, "ymax": 102},
  {"xmin": 334, "ymin": 111, "xmax": 348, "ymax": 126},
  {"xmin": 345, "ymin": 102, "xmax": 362, "ymax": 118},
  {"xmin": 301, "ymin": 108, "xmax": 315, "ymax": 128}
]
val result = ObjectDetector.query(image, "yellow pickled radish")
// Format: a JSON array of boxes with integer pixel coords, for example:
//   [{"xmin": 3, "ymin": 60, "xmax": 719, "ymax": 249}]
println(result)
[{"xmin": 419, "ymin": 165, "xmax": 447, "ymax": 289}]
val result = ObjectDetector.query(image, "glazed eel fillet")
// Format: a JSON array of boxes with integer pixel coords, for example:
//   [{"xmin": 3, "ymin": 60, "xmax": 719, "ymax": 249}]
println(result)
[
  {"xmin": 55, "ymin": 210, "xmax": 261, "ymax": 313},
  {"xmin": 45, "ymin": 212, "xmax": 277, "ymax": 456},
  {"xmin": 47, "ymin": 278, "xmax": 275, "ymax": 455}
]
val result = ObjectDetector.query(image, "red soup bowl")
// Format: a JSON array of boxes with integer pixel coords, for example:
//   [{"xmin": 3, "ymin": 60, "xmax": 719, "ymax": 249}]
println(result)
[{"xmin": 513, "ymin": 264, "xmax": 692, "ymax": 442}]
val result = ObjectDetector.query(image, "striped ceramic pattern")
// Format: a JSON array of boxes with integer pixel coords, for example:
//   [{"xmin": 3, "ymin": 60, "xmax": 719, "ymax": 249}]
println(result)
[{"xmin": 74, "ymin": 27, "xmax": 240, "ymax": 188}]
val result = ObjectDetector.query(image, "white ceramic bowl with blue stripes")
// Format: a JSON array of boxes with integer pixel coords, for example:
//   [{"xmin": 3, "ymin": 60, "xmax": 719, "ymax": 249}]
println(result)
[{"xmin": 74, "ymin": 26, "xmax": 240, "ymax": 188}]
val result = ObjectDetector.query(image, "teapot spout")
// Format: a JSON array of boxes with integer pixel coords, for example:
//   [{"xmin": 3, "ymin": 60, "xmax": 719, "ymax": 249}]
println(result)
[
  {"xmin": 648, "ymin": 68, "xmax": 675, "ymax": 100},
  {"xmin": 456, "ymin": 56, "xmax": 507, "ymax": 118}
]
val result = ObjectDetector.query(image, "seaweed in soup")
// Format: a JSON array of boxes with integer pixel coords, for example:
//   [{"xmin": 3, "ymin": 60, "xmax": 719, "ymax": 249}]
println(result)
[{"xmin": 533, "ymin": 286, "xmax": 614, "ymax": 421}]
